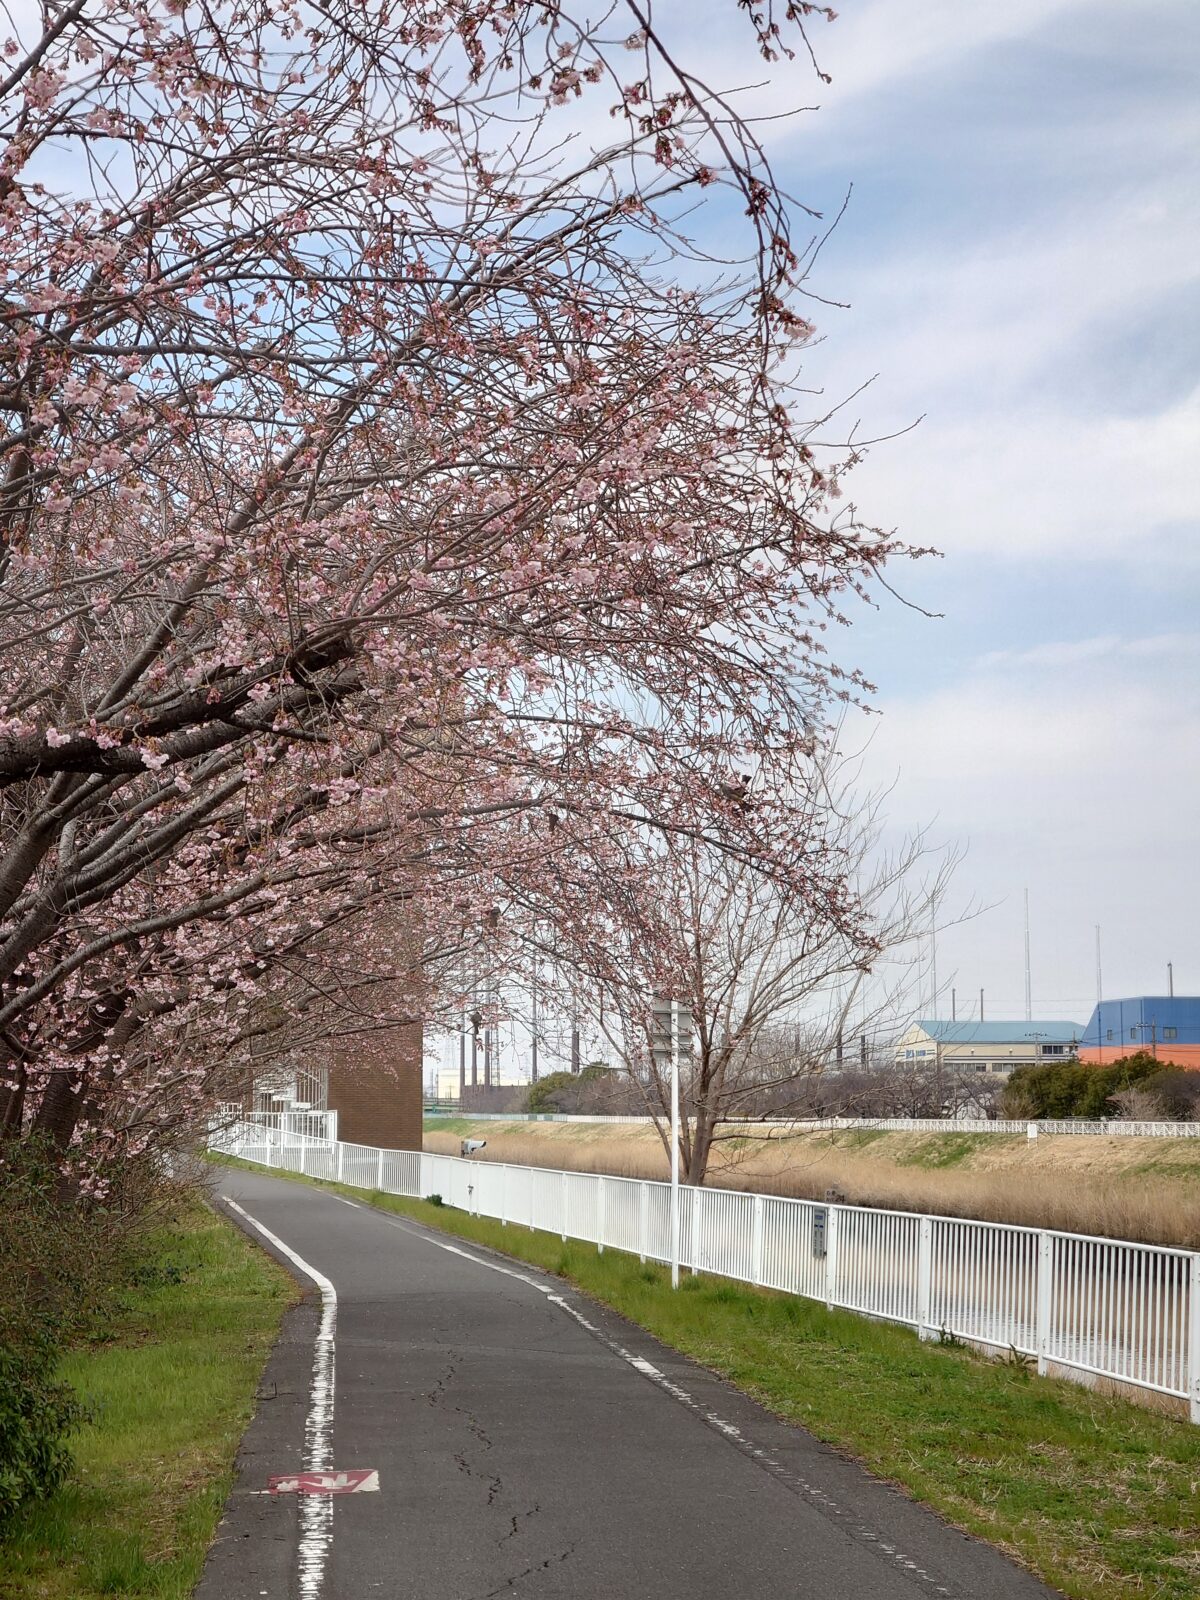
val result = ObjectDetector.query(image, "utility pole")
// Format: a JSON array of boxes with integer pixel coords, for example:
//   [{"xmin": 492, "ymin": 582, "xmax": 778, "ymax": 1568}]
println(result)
[
  {"xmin": 458, "ymin": 1014, "xmax": 466, "ymax": 1102},
  {"xmin": 929, "ymin": 894, "xmax": 938, "ymax": 1015},
  {"xmin": 530, "ymin": 968, "xmax": 539, "ymax": 1083},
  {"xmin": 670, "ymin": 999, "xmax": 681, "ymax": 1290},
  {"xmin": 979, "ymin": 987, "xmax": 985, "ymax": 1023},
  {"xmin": 1023, "ymin": 887, "xmax": 1032, "ymax": 1023},
  {"xmin": 570, "ymin": 1021, "xmax": 581, "ymax": 1075},
  {"xmin": 1095, "ymin": 925, "xmax": 1102, "ymax": 1006}
]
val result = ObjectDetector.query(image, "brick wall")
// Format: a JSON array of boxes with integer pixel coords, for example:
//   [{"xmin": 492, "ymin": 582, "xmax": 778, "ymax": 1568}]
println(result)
[{"xmin": 326, "ymin": 1019, "xmax": 423, "ymax": 1151}]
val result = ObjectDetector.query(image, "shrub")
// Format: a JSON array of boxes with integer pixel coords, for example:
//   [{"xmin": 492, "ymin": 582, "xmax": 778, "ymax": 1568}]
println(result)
[
  {"xmin": 0, "ymin": 1327, "xmax": 82, "ymax": 1524},
  {"xmin": 0, "ymin": 1137, "xmax": 178, "ymax": 1530},
  {"xmin": 524, "ymin": 1064, "xmax": 629, "ymax": 1114},
  {"xmin": 1001, "ymin": 1052, "xmax": 1182, "ymax": 1120},
  {"xmin": 1145, "ymin": 1068, "xmax": 1200, "ymax": 1120}
]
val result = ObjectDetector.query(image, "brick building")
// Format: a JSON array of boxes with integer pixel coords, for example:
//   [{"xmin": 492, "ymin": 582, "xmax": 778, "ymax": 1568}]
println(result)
[{"xmin": 325, "ymin": 1017, "xmax": 424, "ymax": 1150}]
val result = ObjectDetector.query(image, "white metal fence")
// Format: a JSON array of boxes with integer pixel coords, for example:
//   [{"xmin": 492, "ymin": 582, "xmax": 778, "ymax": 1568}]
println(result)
[
  {"xmin": 424, "ymin": 1110, "xmax": 1200, "ymax": 1138},
  {"xmin": 215, "ymin": 1106, "xmax": 339, "ymax": 1141},
  {"xmin": 212, "ymin": 1120, "xmax": 1200, "ymax": 1421}
]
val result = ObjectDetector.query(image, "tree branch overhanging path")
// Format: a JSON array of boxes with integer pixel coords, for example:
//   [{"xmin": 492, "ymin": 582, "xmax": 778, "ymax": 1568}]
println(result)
[{"xmin": 0, "ymin": 0, "xmax": 924, "ymax": 1179}]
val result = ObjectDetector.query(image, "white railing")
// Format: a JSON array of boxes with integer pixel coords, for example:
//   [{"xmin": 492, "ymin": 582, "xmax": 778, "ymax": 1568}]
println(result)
[
  {"xmin": 212, "ymin": 1120, "xmax": 1200, "ymax": 1422},
  {"xmin": 213, "ymin": 1106, "xmax": 339, "ymax": 1142},
  {"xmin": 424, "ymin": 1109, "xmax": 1200, "ymax": 1137}
]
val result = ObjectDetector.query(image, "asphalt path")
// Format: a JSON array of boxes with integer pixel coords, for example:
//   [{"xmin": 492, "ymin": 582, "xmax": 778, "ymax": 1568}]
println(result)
[{"xmin": 201, "ymin": 1165, "xmax": 1060, "ymax": 1600}]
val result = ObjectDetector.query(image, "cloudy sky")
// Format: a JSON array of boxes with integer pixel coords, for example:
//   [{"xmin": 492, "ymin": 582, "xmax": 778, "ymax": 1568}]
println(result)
[
  {"xmin": 668, "ymin": 0, "xmax": 1198, "ymax": 1027},
  {"xmin": 446, "ymin": 2, "xmax": 1197, "ymax": 1081}
]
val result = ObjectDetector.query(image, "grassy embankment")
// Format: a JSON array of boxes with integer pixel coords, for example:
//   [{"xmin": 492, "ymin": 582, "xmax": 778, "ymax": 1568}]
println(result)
[
  {"xmin": 215, "ymin": 1153, "xmax": 1200, "ymax": 1600},
  {"xmin": 424, "ymin": 1116, "xmax": 1200, "ymax": 1247},
  {"xmin": 0, "ymin": 1200, "xmax": 294, "ymax": 1600}
]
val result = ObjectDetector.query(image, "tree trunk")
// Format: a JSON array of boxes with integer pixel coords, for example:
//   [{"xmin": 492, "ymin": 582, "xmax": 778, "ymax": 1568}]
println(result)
[
  {"xmin": 31, "ymin": 1061, "xmax": 88, "ymax": 1149},
  {"xmin": 0, "ymin": 1055, "xmax": 26, "ymax": 1136}
]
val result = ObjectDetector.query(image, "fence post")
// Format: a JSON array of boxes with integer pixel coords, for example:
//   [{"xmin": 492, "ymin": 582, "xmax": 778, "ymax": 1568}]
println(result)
[
  {"xmin": 917, "ymin": 1216, "xmax": 933, "ymax": 1340},
  {"xmin": 561, "ymin": 1169, "xmax": 568, "ymax": 1242},
  {"xmin": 639, "ymin": 1182, "xmax": 648, "ymax": 1263},
  {"xmin": 751, "ymin": 1194, "xmax": 764, "ymax": 1287},
  {"xmin": 336, "ymin": 1140, "xmax": 344, "ymax": 1184},
  {"xmin": 1190, "ymin": 1254, "xmax": 1200, "ymax": 1425},
  {"xmin": 597, "ymin": 1177, "xmax": 606, "ymax": 1254},
  {"xmin": 825, "ymin": 1206, "xmax": 841, "ymax": 1311},
  {"xmin": 376, "ymin": 1148, "xmax": 384, "ymax": 1191},
  {"xmin": 1036, "ymin": 1231, "xmax": 1053, "ymax": 1376},
  {"xmin": 689, "ymin": 1186, "xmax": 701, "ymax": 1276},
  {"xmin": 500, "ymin": 1166, "xmax": 508, "ymax": 1227}
]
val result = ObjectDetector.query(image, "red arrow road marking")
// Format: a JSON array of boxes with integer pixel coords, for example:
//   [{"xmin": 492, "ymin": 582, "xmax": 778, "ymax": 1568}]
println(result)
[{"xmin": 268, "ymin": 1469, "xmax": 380, "ymax": 1495}]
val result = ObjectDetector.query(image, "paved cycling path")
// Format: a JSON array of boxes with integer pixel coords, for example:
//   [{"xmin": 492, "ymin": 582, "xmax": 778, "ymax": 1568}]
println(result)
[{"xmin": 201, "ymin": 1165, "xmax": 1059, "ymax": 1600}]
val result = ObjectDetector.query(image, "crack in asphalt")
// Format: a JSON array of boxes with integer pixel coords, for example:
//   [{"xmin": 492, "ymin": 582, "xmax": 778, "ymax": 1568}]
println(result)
[
  {"xmin": 478, "ymin": 1542, "xmax": 576, "ymax": 1598},
  {"xmin": 424, "ymin": 1356, "xmax": 459, "ymax": 1407},
  {"xmin": 500, "ymin": 1505, "xmax": 541, "ymax": 1545},
  {"xmin": 452, "ymin": 1419, "xmax": 502, "ymax": 1507}
]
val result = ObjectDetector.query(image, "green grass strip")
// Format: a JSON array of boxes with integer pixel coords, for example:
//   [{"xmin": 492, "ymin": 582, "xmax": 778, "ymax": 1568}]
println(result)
[
  {"xmin": 212, "ymin": 1153, "xmax": 1200, "ymax": 1600},
  {"xmin": 0, "ymin": 1198, "xmax": 294, "ymax": 1600}
]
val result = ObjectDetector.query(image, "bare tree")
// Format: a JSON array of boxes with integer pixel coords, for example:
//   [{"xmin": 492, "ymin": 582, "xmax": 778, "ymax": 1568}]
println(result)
[{"xmin": 549, "ymin": 762, "xmax": 956, "ymax": 1184}]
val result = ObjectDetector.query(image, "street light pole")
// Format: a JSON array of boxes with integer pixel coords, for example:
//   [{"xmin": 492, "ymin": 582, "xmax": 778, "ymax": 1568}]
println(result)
[{"xmin": 670, "ymin": 998, "xmax": 680, "ymax": 1291}]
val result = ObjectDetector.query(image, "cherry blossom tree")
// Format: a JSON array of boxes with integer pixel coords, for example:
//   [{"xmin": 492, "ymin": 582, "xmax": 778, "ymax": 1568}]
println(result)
[{"xmin": 0, "ymin": 0, "xmax": 913, "ymax": 1175}]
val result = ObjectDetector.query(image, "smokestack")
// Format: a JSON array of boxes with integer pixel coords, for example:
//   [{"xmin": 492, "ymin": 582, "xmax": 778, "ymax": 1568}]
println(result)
[
  {"xmin": 951, "ymin": 987, "xmax": 956, "ymax": 1022},
  {"xmin": 980, "ymin": 987, "xmax": 985, "ymax": 1023},
  {"xmin": 1095, "ymin": 925, "xmax": 1102, "ymax": 1006},
  {"xmin": 1168, "ymin": 961, "xmax": 1174, "ymax": 998}
]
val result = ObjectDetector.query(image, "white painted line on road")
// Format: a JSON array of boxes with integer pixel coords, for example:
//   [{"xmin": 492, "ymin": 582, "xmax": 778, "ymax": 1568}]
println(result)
[
  {"xmin": 372, "ymin": 1211, "xmax": 954, "ymax": 1599},
  {"xmin": 225, "ymin": 1199, "xmax": 337, "ymax": 1600},
  {"xmin": 332, "ymin": 1196, "xmax": 361, "ymax": 1209}
]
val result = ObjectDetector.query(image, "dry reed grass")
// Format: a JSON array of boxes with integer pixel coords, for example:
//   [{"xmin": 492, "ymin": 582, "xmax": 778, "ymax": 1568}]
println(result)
[{"xmin": 423, "ymin": 1124, "xmax": 1200, "ymax": 1249}]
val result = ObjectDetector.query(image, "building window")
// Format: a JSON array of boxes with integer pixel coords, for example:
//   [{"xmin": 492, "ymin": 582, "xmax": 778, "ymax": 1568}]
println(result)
[
  {"xmin": 1131, "ymin": 1028, "xmax": 1137, "ymax": 1041},
  {"xmin": 1041, "ymin": 1044, "xmax": 1065, "ymax": 1056},
  {"xmin": 1164, "ymin": 1027, "xmax": 1178, "ymax": 1040},
  {"xmin": 1106, "ymin": 1029, "xmax": 1113, "ymax": 1041}
]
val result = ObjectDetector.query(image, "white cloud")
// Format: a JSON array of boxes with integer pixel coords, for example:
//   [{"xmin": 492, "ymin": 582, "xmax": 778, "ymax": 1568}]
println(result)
[
  {"xmin": 809, "ymin": 0, "xmax": 1101, "ymax": 109},
  {"xmin": 835, "ymin": 387, "xmax": 1200, "ymax": 563},
  {"xmin": 857, "ymin": 669, "xmax": 1200, "ymax": 1011},
  {"xmin": 976, "ymin": 634, "xmax": 1200, "ymax": 671}
]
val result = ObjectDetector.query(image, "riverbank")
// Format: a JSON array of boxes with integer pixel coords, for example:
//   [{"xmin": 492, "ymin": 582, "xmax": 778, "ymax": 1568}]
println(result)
[{"xmin": 424, "ymin": 1118, "xmax": 1200, "ymax": 1246}]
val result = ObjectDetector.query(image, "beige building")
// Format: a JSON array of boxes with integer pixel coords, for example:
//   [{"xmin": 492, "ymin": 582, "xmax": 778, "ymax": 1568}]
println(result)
[{"xmin": 895, "ymin": 1019, "xmax": 1085, "ymax": 1079}]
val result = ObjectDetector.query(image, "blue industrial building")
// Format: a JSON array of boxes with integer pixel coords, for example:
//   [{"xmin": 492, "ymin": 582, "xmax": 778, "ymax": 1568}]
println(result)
[{"xmin": 1079, "ymin": 997, "xmax": 1200, "ymax": 1067}]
